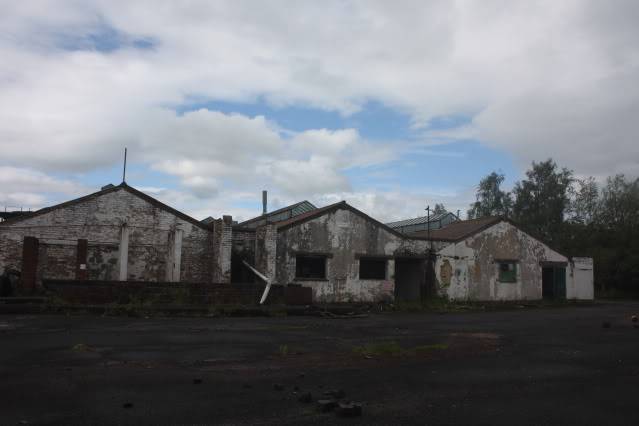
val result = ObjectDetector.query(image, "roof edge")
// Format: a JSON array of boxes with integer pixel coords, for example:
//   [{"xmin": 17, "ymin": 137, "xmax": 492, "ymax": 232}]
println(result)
[
  {"xmin": 276, "ymin": 201, "xmax": 406, "ymax": 238},
  {"xmin": 0, "ymin": 182, "xmax": 211, "ymax": 230}
]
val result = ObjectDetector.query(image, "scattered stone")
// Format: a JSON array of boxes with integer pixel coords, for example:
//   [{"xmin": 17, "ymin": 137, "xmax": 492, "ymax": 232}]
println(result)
[
  {"xmin": 122, "ymin": 402, "xmax": 133, "ymax": 409},
  {"xmin": 193, "ymin": 378, "xmax": 202, "ymax": 385},
  {"xmin": 317, "ymin": 399, "xmax": 338, "ymax": 412},
  {"xmin": 273, "ymin": 383, "xmax": 285, "ymax": 391},
  {"xmin": 602, "ymin": 321, "xmax": 611, "ymax": 329},
  {"xmin": 324, "ymin": 389, "xmax": 346, "ymax": 399},
  {"xmin": 298, "ymin": 392, "xmax": 313, "ymax": 403},
  {"xmin": 336, "ymin": 402, "xmax": 363, "ymax": 417}
]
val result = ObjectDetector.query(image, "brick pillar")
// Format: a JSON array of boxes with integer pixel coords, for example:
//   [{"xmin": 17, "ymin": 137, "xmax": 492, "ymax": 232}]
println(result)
[
  {"xmin": 212, "ymin": 216, "xmax": 232, "ymax": 283},
  {"xmin": 21, "ymin": 236, "xmax": 39, "ymax": 292},
  {"xmin": 255, "ymin": 224, "xmax": 276, "ymax": 281},
  {"xmin": 76, "ymin": 239, "xmax": 88, "ymax": 280}
]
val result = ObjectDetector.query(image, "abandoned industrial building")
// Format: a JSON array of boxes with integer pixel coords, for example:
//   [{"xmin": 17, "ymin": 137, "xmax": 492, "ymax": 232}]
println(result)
[{"xmin": 0, "ymin": 182, "xmax": 593, "ymax": 303}]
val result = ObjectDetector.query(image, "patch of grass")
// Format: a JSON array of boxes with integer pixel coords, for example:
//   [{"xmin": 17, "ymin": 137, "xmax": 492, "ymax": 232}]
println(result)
[
  {"xmin": 278, "ymin": 344, "xmax": 289, "ymax": 357},
  {"xmin": 353, "ymin": 341, "xmax": 448, "ymax": 358},
  {"xmin": 353, "ymin": 341, "xmax": 404, "ymax": 357},
  {"xmin": 71, "ymin": 343, "xmax": 94, "ymax": 352}
]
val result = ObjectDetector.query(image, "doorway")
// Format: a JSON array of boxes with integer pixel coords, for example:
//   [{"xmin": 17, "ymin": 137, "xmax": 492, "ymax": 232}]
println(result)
[
  {"xmin": 394, "ymin": 258, "xmax": 425, "ymax": 302},
  {"xmin": 542, "ymin": 265, "xmax": 566, "ymax": 299}
]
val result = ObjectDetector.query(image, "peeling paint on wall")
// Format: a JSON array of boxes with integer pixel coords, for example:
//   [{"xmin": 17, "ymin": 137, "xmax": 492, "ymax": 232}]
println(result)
[{"xmin": 0, "ymin": 188, "xmax": 224, "ymax": 287}]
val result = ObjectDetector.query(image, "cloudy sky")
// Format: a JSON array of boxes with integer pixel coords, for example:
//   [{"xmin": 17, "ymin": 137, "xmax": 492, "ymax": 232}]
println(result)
[{"xmin": 1, "ymin": 1, "xmax": 638, "ymax": 222}]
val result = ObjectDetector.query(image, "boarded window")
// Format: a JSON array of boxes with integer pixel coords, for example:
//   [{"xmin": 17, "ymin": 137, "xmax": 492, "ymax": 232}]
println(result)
[
  {"xmin": 296, "ymin": 255, "xmax": 326, "ymax": 279},
  {"xmin": 498, "ymin": 262, "xmax": 517, "ymax": 282},
  {"xmin": 359, "ymin": 258, "xmax": 386, "ymax": 280}
]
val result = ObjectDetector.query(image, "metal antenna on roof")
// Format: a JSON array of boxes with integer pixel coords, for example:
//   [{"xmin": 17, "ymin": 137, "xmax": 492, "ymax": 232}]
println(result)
[
  {"xmin": 122, "ymin": 147, "xmax": 127, "ymax": 184},
  {"xmin": 425, "ymin": 205, "xmax": 430, "ymax": 243}
]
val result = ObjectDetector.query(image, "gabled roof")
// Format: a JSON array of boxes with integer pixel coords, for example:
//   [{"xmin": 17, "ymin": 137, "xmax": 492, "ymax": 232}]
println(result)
[
  {"xmin": 275, "ymin": 200, "xmax": 405, "ymax": 238},
  {"xmin": 0, "ymin": 182, "xmax": 211, "ymax": 230},
  {"xmin": 386, "ymin": 211, "xmax": 457, "ymax": 228},
  {"xmin": 409, "ymin": 216, "xmax": 503, "ymax": 242},
  {"xmin": 236, "ymin": 200, "xmax": 316, "ymax": 228}
]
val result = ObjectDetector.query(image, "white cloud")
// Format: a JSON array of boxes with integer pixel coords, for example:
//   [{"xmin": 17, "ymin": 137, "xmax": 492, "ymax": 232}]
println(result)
[
  {"xmin": 1, "ymin": 0, "xmax": 638, "ymax": 218},
  {"xmin": 0, "ymin": 167, "xmax": 88, "ymax": 209}
]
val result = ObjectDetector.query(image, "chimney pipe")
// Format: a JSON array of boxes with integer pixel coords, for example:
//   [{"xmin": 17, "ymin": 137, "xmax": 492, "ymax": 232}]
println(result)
[{"xmin": 262, "ymin": 190, "xmax": 267, "ymax": 215}]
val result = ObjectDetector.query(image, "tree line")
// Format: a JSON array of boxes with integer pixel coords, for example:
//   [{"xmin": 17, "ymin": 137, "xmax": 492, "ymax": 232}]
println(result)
[{"xmin": 466, "ymin": 159, "xmax": 639, "ymax": 297}]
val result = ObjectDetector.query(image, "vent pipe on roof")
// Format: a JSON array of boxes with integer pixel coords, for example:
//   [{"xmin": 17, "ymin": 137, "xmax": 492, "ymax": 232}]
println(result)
[{"xmin": 262, "ymin": 190, "xmax": 267, "ymax": 215}]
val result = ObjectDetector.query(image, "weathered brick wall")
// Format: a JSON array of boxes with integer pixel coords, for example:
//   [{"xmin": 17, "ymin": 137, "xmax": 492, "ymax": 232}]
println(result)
[
  {"xmin": 0, "ymin": 188, "xmax": 218, "ymax": 286},
  {"xmin": 211, "ymin": 217, "xmax": 232, "ymax": 283},
  {"xmin": 255, "ymin": 224, "xmax": 276, "ymax": 279},
  {"xmin": 275, "ymin": 208, "xmax": 421, "ymax": 303},
  {"xmin": 87, "ymin": 244, "xmax": 119, "ymax": 280},
  {"xmin": 40, "ymin": 243, "xmax": 76, "ymax": 280}
]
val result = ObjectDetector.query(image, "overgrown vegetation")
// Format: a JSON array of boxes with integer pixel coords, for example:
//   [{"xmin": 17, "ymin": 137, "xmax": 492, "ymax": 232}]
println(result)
[{"xmin": 467, "ymin": 159, "xmax": 639, "ymax": 297}]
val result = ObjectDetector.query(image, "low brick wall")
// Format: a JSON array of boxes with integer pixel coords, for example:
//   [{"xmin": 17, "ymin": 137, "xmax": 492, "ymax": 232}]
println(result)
[{"xmin": 43, "ymin": 280, "xmax": 312, "ymax": 306}]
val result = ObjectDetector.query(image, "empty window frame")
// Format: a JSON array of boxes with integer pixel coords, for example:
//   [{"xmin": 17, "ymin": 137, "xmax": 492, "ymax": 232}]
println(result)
[
  {"xmin": 359, "ymin": 258, "xmax": 387, "ymax": 280},
  {"xmin": 295, "ymin": 255, "xmax": 327, "ymax": 279},
  {"xmin": 498, "ymin": 261, "xmax": 518, "ymax": 283}
]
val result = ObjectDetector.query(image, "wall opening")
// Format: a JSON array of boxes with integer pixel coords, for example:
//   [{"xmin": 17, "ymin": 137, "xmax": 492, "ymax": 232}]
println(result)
[
  {"xmin": 295, "ymin": 255, "xmax": 326, "ymax": 279},
  {"xmin": 359, "ymin": 258, "xmax": 386, "ymax": 280},
  {"xmin": 394, "ymin": 258, "xmax": 425, "ymax": 302},
  {"xmin": 542, "ymin": 266, "xmax": 566, "ymax": 299}
]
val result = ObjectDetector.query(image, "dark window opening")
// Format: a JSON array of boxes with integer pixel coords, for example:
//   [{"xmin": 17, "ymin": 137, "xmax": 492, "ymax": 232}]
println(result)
[
  {"xmin": 359, "ymin": 258, "xmax": 386, "ymax": 280},
  {"xmin": 498, "ymin": 262, "xmax": 517, "ymax": 282},
  {"xmin": 296, "ymin": 255, "xmax": 326, "ymax": 279}
]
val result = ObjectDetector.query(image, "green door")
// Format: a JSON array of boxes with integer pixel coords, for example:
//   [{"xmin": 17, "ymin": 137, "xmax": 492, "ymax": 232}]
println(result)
[{"xmin": 553, "ymin": 267, "xmax": 566, "ymax": 299}]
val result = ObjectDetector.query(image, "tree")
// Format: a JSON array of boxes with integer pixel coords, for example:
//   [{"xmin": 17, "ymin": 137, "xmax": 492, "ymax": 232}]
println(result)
[
  {"xmin": 598, "ymin": 174, "xmax": 639, "ymax": 230},
  {"xmin": 467, "ymin": 172, "xmax": 512, "ymax": 219},
  {"xmin": 570, "ymin": 176, "xmax": 599, "ymax": 225},
  {"xmin": 512, "ymin": 159, "xmax": 573, "ymax": 245},
  {"xmin": 432, "ymin": 203, "xmax": 447, "ymax": 215}
]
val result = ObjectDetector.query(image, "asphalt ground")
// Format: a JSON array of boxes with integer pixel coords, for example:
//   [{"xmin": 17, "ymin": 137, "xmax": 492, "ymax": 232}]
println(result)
[{"xmin": 1, "ymin": 301, "xmax": 638, "ymax": 425}]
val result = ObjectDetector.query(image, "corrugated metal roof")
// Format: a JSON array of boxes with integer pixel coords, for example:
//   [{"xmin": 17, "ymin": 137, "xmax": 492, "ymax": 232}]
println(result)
[
  {"xmin": 236, "ymin": 200, "xmax": 317, "ymax": 227},
  {"xmin": 385, "ymin": 212, "xmax": 453, "ymax": 228},
  {"xmin": 409, "ymin": 216, "xmax": 502, "ymax": 241}
]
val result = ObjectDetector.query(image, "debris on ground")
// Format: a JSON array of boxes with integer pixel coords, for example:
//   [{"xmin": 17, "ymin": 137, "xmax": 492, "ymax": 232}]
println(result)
[
  {"xmin": 323, "ymin": 389, "xmax": 346, "ymax": 399},
  {"xmin": 317, "ymin": 399, "xmax": 338, "ymax": 412},
  {"xmin": 336, "ymin": 402, "xmax": 363, "ymax": 417}
]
